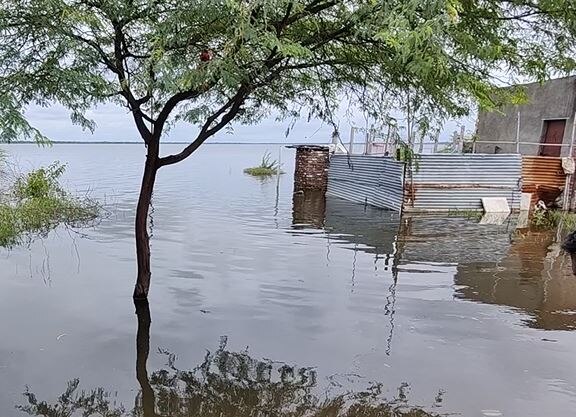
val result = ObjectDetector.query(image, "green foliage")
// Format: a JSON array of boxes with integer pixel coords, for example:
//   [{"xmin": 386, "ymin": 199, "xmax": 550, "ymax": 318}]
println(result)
[
  {"xmin": 531, "ymin": 209, "xmax": 553, "ymax": 229},
  {"xmin": 0, "ymin": 205, "xmax": 18, "ymax": 246},
  {"xmin": 0, "ymin": 0, "xmax": 574, "ymax": 150},
  {"xmin": 14, "ymin": 162, "xmax": 66, "ymax": 199},
  {"xmin": 531, "ymin": 209, "xmax": 576, "ymax": 233},
  {"xmin": 244, "ymin": 151, "xmax": 284, "ymax": 176},
  {"xmin": 395, "ymin": 141, "xmax": 420, "ymax": 171},
  {"xmin": 0, "ymin": 162, "xmax": 100, "ymax": 247}
]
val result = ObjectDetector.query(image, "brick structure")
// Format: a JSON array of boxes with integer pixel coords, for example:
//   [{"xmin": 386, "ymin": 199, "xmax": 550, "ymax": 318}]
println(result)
[
  {"xmin": 291, "ymin": 145, "xmax": 330, "ymax": 192},
  {"xmin": 292, "ymin": 190, "xmax": 326, "ymax": 227}
]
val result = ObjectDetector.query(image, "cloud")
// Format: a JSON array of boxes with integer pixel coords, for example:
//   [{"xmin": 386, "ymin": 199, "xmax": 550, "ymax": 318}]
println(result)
[{"xmin": 23, "ymin": 101, "xmax": 474, "ymax": 144}]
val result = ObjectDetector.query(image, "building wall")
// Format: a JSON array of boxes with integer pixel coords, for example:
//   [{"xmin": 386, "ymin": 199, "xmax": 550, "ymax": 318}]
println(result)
[{"xmin": 475, "ymin": 76, "xmax": 576, "ymax": 155}]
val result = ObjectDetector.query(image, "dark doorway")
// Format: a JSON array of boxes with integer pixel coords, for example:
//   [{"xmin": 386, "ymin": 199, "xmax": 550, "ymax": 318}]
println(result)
[{"xmin": 539, "ymin": 119, "xmax": 566, "ymax": 157}]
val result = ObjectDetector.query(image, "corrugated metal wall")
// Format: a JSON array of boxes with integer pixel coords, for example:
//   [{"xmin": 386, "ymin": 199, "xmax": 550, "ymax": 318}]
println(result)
[
  {"xmin": 327, "ymin": 155, "xmax": 405, "ymax": 211},
  {"xmin": 406, "ymin": 154, "xmax": 522, "ymax": 212},
  {"xmin": 522, "ymin": 156, "xmax": 566, "ymax": 207}
]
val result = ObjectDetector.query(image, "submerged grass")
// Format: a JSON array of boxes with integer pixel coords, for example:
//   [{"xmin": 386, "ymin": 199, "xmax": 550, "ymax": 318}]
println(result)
[
  {"xmin": 446, "ymin": 209, "xmax": 483, "ymax": 220},
  {"xmin": 0, "ymin": 161, "xmax": 100, "ymax": 248},
  {"xmin": 531, "ymin": 209, "xmax": 576, "ymax": 234},
  {"xmin": 244, "ymin": 151, "xmax": 283, "ymax": 177},
  {"xmin": 243, "ymin": 166, "xmax": 282, "ymax": 176}
]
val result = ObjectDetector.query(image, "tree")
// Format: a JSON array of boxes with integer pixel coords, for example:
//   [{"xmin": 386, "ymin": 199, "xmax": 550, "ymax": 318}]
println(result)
[{"xmin": 0, "ymin": 0, "xmax": 574, "ymax": 298}]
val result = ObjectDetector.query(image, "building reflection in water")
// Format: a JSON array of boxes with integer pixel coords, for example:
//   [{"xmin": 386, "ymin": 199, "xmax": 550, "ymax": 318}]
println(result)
[
  {"xmin": 291, "ymin": 193, "xmax": 576, "ymax": 331},
  {"xmin": 454, "ymin": 230, "xmax": 576, "ymax": 330}
]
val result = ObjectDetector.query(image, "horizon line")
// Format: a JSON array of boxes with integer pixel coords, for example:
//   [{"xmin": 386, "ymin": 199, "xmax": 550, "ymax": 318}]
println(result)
[{"xmin": 4, "ymin": 140, "xmax": 325, "ymax": 145}]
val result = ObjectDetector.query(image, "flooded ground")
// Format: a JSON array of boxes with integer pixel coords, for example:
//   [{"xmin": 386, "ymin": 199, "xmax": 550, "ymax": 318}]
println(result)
[{"xmin": 1, "ymin": 144, "xmax": 576, "ymax": 416}]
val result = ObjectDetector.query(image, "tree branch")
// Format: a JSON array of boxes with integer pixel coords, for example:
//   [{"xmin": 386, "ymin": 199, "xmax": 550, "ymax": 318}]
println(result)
[
  {"xmin": 110, "ymin": 19, "xmax": 151, "ymax": 142},
  {"xmin": 65, "ymin": 32, "xmax": 119, "ymax": 74},
  {"xmin": 157, "ymin": 87, "xmax": 249, "ymax": 167},
  {"xmin": 283, "ymin": 0, "xmax": 338, "ymax": 26},
  {"xmin": 153, "ymin": 83, "xmax": 214, "ymax": 137}
]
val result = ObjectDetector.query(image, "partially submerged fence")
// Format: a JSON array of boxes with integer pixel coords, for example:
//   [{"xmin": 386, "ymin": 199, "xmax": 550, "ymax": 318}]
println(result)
[
  {"xmin": 326, "ymin": 154, "xmax": 522, "ymax": 212},
  {"xmin": 405, "ymin": 154, "xmax": 522, "ymax": 212},
  {"xmin": 326, "ymin": 155, "xmax": 405, "ymax": 211}
]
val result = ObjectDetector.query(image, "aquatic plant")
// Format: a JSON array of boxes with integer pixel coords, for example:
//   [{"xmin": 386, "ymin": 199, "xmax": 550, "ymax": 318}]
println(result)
[
  {"xmin": 244, "ymin": 152, "xmax": 284, "ymax": 177},
  {"xmin": 531, "ymin": 209, "xmax": 576, "ymax": 234},
  {"xmin": 0, "ymin": 162, "xmax": 100, "ymax": 248},
  {"xmin": 447, "ymin": 209, "xmax": 483, "ymax": 220}
]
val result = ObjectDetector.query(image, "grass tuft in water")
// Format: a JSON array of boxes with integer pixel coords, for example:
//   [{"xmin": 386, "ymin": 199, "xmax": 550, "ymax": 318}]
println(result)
[
  {"xmin": 447, "ymin": 209, "xmax": 483, "ymax": 220},
  {"xmin": 0, "ymin": 162, "xmax": 100, "ymax": 247},
  {"xmin": 244, "ymin": 151, "xmax": 283, "ymax": 177},
  {"xmin": 531, "ymin": 209, "xmax": 576, "ymax": 233}
]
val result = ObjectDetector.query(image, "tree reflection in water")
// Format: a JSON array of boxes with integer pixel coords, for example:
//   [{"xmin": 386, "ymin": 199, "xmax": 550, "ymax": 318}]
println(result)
[{"xmin": 18, "ymin": 300, "xmax": 442, "ymax": 417}]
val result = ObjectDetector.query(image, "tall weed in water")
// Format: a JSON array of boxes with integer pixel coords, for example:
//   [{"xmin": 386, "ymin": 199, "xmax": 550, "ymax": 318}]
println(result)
[
  {"xmin": 244, "ymin": 152, "xmax": 283, "ymax": 176},
  {"xmin": 531, "ymin": 209, "xmax": 576, "ymax": 234}
]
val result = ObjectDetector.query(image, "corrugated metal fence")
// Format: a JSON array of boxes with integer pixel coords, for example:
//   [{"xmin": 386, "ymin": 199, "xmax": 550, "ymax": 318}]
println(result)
[
  {"xmin": 327, "ymin": 153, "xmax": 522, "ymax": 212},
  {"xmin": 522, "ymin": 156, "xmax": 566, "ymax": 207},
  {"xmin": 327, "ymin": 155, "xmax": 405, "ymax": 211},
  {"xmin": 406, "ymin": 154, "xmax": 522, "ymax": 212}
]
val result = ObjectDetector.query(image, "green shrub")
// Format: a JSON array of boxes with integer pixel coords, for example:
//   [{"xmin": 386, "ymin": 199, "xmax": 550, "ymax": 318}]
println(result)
[
  {"xmin": 14, "ymin": 162, "xmax": 66, "ymax": 199},
  {"xmin": 531, "ymin": 209, "xmax": 576, "ymax": 233},
  {"xmin": 0, "ymin": 205, "xmax": 18, "ymax": 247},
  {"xmin": 0, "ymin": 162, "xmax": 100, "ymax": 248}
]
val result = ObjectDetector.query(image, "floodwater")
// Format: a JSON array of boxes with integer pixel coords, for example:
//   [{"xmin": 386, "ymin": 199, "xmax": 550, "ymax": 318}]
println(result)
[{"xmin": 1, "ymin": 144, "xmax": 576, "ymax": 416}]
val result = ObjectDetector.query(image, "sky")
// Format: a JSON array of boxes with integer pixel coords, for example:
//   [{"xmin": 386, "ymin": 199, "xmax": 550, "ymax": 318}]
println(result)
[{"xmin": 24, "ymin": 101, "xmax": 476, "ymax": 145}]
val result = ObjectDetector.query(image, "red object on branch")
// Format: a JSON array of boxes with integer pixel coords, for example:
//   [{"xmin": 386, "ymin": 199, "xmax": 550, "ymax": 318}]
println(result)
[{"xmin": 200, "ymin": 49, "xmax": 213, "ymax": 62}]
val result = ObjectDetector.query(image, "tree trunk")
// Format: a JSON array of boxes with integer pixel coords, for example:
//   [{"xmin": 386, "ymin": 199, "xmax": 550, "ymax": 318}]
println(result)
[
  {"xmin": 134, "ymin": 148, "xmax": 158, "ymax": 299},
  {"xmin": 135, "ymin": 298, "xmax": 157, "ymax": 417}
]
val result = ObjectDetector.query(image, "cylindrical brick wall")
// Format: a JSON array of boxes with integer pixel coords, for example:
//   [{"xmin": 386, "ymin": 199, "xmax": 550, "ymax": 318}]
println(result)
[{"xmin": 292, "ymin": 146, "xmax": 330, "ymax": 192}]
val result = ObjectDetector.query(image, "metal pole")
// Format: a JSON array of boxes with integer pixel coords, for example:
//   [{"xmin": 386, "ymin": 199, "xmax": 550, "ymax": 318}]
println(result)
[
  {"xmin": 349, "ymin": 126, "xmax": 355, "ymax": 155},
  {"xmin": 459, "ymin": 125, "xmax": 465, "ymax": 153},
  {"xmin": 563, "ymin": 112, "xmax": 576, "ymax": 210},
  {"xmin": 569, "ymin": 111, "xmax": 576, "ymax": 156},
  {"xmin": 276, "ymin": 146, "xmax": 282, "ymax": 189},
  {"xmin": 384, "ymin": 126, "xmax": 390, "ymax": 155},
  {"xmin": 274, "ymin": 146, "xmax": 282, "ymax": 215},
  {"xmin": 516, "ymin": 111, "xmax": 521, "ymax": 154},
  {"xmin": 433, "ymin": 131, "xmax": 439, "ymax": 153}
]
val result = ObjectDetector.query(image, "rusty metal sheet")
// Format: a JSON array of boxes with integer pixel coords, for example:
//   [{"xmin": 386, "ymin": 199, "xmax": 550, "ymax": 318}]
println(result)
[
  {"xmin": 522, "ymin": 156, "xmax": 566, "ymax": 188},
  {"xmin": 521, "ymin": 156, "xmax": 566, "ymax": 207}
]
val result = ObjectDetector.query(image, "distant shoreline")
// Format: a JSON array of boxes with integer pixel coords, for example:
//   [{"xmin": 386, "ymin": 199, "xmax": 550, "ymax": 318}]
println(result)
[{"xmin": 4, "ymin": 141, "xmax": 321, "ymax": 145}]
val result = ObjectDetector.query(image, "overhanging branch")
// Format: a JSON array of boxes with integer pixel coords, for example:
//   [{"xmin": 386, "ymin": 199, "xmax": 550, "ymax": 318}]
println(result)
[{"xmin": 157, "ymin": 87, "xmax": 249, "ymax": 167}]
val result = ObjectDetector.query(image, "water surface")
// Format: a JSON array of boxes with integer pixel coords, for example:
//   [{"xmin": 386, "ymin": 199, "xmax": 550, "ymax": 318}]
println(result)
[{"xmin": 1, "ymin": 144, "xmax": 576, "ymax": 416}]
